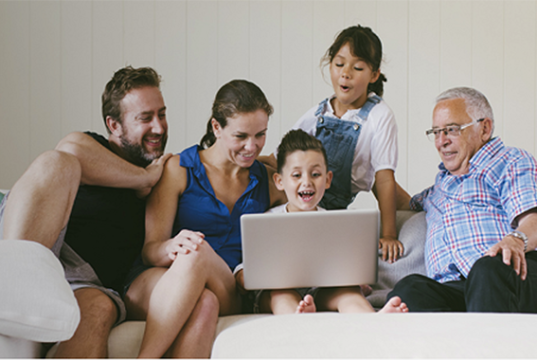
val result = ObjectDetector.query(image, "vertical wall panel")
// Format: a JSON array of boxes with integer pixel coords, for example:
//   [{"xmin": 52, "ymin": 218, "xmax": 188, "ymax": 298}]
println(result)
[
  {"xmin": 218, "ymin": 1, "xmax": 250, "ymax": 86},
  {"xmin": 281, "ymin": 1, "xmax": 313, "ymax": 132},
  {"xmin": 92, "ymin": 1, "xmax": 123, "ymax": 133},
  {"xmin": 0, "ymin": 1, "xmax": 30, "ymax": 189},
  {"xmin": 61, "ymin": 1, "xmax": 92, "ymax": 137},
  {"xmin": 250, "ymin": 1, "xmax": 282, "ymax": 155},
  {"xmin": 30, "ymin": 1, "xmax": 61, "ymax": 161},
  {"xmin": 124, "ymin": 1, "xmax": 155, "ymax": 68},
  {"xmin": 312, "ymin": 1, "xmax": 344, "ymax": 105},
  {"xmin": 2, "ymin": 0, "xmax": 537, "ymax": 195},
  {"xmin": 503, "ymin": 1, "xmax": 536, "ymax": 155},
  {"xmin": 407, "ymin": 1, "xmax": 441, "ymax": 195},
  {"xmin": 156, "ymin": 1, "xmax": 187, "ymax": 154},
  {"xmin": 344, "ymin": 0, "xmax": 377, "ymax": 29},
  {"xmin": 377, "ymin": 1, "xmax": 409, "ymax": 190},
  {"xmin": 440, "ymin": 1, "xmax": 472, "ymax": 91},
  {"xmin": 186, "ymin": 1, "xmax": 218, "ymax": 143},
  {"xmin": 472, "ymin": 1, "xmax": 504, "ymax": 140}
]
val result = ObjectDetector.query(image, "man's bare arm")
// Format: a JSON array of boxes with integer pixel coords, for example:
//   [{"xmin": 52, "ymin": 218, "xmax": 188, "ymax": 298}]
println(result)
[{"xmin": 56, "ymin": 132, "xmax": 170, "ymax": 192}]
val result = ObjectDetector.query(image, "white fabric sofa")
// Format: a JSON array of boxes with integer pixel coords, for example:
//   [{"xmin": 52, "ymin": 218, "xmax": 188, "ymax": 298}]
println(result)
[{"xmin": 2, "ymin": 195, "xmax": 536, "ymax": 358}]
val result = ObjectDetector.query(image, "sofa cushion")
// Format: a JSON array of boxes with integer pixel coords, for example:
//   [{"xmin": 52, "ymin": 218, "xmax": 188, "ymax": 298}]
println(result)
[
  {"xmin": 0, "ymin": 240, "xmax": 80, "ymax": 342},
  {"xmin": 46, "ymin": 315, "xmax": 269, "ymax": 358},
  {"xmin": 211, "ymin": 312, "xmax": 537, "ymax": 358},
  {"xmin": 0, "ymin": 334, "xmax": 42, "ymax": 358}
]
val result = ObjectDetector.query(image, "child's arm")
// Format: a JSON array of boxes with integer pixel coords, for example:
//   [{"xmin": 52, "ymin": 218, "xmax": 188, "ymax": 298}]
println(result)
[
  {"xmin": 373, "ymin": 169, "xmax": 404, "ymax": 263},
  {"xmin": 395, "ymin": 181, "xmax": 412, "ymax": 210}
]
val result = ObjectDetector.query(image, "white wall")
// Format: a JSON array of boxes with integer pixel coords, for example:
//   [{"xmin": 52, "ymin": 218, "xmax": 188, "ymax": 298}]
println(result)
[{"xmin": 1, "ymin": 0, "xmax": 536, "ymax": 209}]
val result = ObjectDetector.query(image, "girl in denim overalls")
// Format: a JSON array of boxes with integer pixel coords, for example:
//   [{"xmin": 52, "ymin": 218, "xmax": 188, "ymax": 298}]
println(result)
[{"xmin": 266, "ymin": 25, "xmax": 404, "ymax": 263}]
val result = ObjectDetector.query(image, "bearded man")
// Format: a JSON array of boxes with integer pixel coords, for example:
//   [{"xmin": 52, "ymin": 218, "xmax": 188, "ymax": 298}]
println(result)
[{"xmin": 0, "ymin": 66, "xmax": 213, "ymax": 357}]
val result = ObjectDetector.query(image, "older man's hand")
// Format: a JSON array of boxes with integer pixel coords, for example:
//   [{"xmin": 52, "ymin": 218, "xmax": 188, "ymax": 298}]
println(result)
[{"xmin": 485, "ymin": 235, "xmax": 527, "ymax": 280}]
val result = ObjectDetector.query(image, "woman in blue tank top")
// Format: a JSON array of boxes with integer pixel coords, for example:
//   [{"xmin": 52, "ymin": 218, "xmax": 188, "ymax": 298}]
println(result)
[{"xmin": 124, "ymin": 80, "xmax": 286, "ymax": 358}]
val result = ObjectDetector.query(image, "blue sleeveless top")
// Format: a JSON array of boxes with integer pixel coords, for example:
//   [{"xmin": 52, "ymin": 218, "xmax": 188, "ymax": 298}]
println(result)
[{"xmin": 172, "ymin": 145, "xmax": 270, "ymax": 270}]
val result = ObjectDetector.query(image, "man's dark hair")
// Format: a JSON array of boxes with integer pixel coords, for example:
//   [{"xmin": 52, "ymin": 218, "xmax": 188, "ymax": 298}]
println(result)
[{"xmin": 102, "ymin": 66, "xmax": 161, "ymax": 134}]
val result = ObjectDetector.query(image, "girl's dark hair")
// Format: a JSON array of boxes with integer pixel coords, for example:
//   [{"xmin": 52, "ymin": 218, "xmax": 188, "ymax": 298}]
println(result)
[
  {"xmin": 200, "ymin": 80, "xmax": 274, "ymax": 149},
  {"xmin": 276, "ymin": 129, "xmax": 328, "ymax": 174},
  {"xmin": 321, "ymin": 24, "xmax": 387, "ymax": 97}
]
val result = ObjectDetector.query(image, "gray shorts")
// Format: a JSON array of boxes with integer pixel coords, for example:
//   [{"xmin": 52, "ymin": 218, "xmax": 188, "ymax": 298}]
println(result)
[{"xmin": 0, "ymin": 192, "xmax": 127, "ymax": 324}]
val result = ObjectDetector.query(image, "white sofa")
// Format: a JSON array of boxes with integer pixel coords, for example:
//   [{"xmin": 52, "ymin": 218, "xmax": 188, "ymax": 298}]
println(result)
[{"xmin": 2, "ymin": 195, "xmax": 536, "ymax": 358}]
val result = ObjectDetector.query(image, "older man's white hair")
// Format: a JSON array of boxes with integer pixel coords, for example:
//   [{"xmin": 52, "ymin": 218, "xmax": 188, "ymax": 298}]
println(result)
[{"xmin": 436, "ymin": 87, "xmax": 495, "ymax": 136}]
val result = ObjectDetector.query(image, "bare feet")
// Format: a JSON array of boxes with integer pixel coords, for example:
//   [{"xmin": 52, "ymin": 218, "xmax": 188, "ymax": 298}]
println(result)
[
  {"xmin": 295, "ymin": 294, "xmax": 316, "ymax": 314},
  {"xmin": 378, "ymin": 296, "xmax": 408, "ymax": 314}
]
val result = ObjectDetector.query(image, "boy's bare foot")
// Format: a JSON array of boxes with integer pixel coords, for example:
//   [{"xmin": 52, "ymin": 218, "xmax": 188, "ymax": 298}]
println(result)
[
  {"xmin": 378, "ymin": 296, "xmax": 408, "ymax": 314},
  {"xmin": 296, "ymin": 294, "xmax": 316, "ymax": 313}
]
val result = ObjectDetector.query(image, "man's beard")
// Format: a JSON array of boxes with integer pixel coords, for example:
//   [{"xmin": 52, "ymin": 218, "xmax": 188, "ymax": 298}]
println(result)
[{"xmin": 120, "ymin": 134, "xmax": 166, "ymax": 168}]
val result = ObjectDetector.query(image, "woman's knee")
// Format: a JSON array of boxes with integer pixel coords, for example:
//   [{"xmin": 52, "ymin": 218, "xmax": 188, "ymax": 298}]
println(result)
[{"xmin": 168, "ymin": 243, "xmax": 214, "ymax": 276}]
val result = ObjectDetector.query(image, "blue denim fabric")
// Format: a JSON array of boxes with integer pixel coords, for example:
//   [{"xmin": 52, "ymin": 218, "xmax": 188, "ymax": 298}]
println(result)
[{"xmin": 314, "ymin": 95, "xmax": 381, "ymax": 209}]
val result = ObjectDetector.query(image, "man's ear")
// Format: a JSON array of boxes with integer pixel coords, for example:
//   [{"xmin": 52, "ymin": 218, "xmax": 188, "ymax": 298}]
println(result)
[
  {"xmin": 273, "ymin": 172, "xmax": 285, "ymax": 191},
  {"xmin": 325, "ymin": 170, "xmax": 333, "ymax": 190},
  {"xmin": 106, "ymin": 116, "xmax": 122, "ymax": 137},
  {"xmin": 481, "ymin": 117, "xmax": 494, "ymax": 142}
]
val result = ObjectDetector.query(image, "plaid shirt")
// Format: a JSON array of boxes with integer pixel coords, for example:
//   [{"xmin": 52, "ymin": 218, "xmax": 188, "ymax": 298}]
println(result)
[{"xmin": 411, "ymin": 137, "xmax": 537, "ymax": 283}]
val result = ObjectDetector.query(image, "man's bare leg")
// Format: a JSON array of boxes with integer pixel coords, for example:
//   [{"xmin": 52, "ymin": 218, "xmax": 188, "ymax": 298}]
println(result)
[
  {"xmin": 54, "ymin": 288, "xmax": 118, "ymax": 358},
  {"xmin": 3, "ymin": 150, "xmax": 80, "ymax": 248}
]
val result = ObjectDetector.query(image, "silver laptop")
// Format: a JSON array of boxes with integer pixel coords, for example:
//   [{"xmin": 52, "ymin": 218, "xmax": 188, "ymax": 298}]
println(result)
[{"xmin": 240, "ymin": 208, "xmax": 379, "ymax": 290}]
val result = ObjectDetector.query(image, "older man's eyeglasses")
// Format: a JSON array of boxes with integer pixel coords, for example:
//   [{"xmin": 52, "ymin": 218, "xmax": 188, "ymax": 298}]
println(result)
[{"xmin": 425, "ymin": 118, "xmax": 484, "ymax": 142}]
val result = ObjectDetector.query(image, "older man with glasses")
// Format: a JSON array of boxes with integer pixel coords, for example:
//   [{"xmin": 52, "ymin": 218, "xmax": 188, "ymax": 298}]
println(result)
[{"xmin": 388, "ymin": 87, "xmax": 537, "ymax": 313}]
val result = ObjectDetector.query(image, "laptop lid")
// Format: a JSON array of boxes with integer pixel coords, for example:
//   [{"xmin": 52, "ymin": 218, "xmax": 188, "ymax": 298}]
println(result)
[{"xmin": 241, "ymin": 208, "xmax": 379, "ymax": 290}]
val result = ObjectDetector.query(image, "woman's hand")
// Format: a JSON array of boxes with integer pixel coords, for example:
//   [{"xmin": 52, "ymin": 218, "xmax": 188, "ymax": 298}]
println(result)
[
  {"xmin": 165, "ymin": 229, "xmax": 205, "ymax": 261},
  {"xmin": 379, "ymin": 236, "xmax": 404, "ymax": 263}
]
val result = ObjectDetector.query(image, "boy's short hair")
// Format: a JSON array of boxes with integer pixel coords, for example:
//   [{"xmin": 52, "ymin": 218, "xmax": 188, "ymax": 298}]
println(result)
[{"xmin": 276, "ymin": 129, "xmax": 328, "ymax": 173}]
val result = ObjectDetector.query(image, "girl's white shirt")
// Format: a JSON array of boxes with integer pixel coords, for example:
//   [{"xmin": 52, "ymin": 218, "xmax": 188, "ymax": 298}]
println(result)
[{"xmin": 279, "ymin": 93, "xmax": 398, "ymax": 194}]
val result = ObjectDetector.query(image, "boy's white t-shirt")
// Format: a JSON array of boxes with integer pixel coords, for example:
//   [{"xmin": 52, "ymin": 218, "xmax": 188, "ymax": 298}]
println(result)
[
  {"xmin": 266, "ymin": 203, "xmax": 326, "ymax": 213},
  {"xmin": 280, "ymin": 93, "xmax": 398, "ymax": 194}
]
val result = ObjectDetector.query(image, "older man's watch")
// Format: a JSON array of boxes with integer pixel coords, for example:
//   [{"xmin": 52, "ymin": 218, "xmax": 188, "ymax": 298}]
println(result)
[{"xmin": 508, "ymin": 230, "xmax": 528, "ymax": 252}]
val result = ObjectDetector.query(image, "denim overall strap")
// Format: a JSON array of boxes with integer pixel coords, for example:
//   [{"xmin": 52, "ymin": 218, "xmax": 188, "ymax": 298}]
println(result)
[
  {"xmin": 314, "ymin": 96, "xmax": 380, "ymax": 209},
  {"xmin": 357, "ymin": 94, "xmax": 381, "ymax": 121}
]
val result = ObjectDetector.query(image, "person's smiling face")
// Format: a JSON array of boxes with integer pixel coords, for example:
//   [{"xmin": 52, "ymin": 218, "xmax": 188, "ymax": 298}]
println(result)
[
  {"xmin": 274, "ymin": 150, "xmax": 332, "ymax": 212},
  {"xmin": 432, "ymin": 98, "xmax": 487, "ymax": 175},
  {"xmin": 114, "ymin": 86, "xmax": 168, "ymax": 166},
  {"xmin": 213, "ymin": 109, "xmax": 268, "ymax": 168}
]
